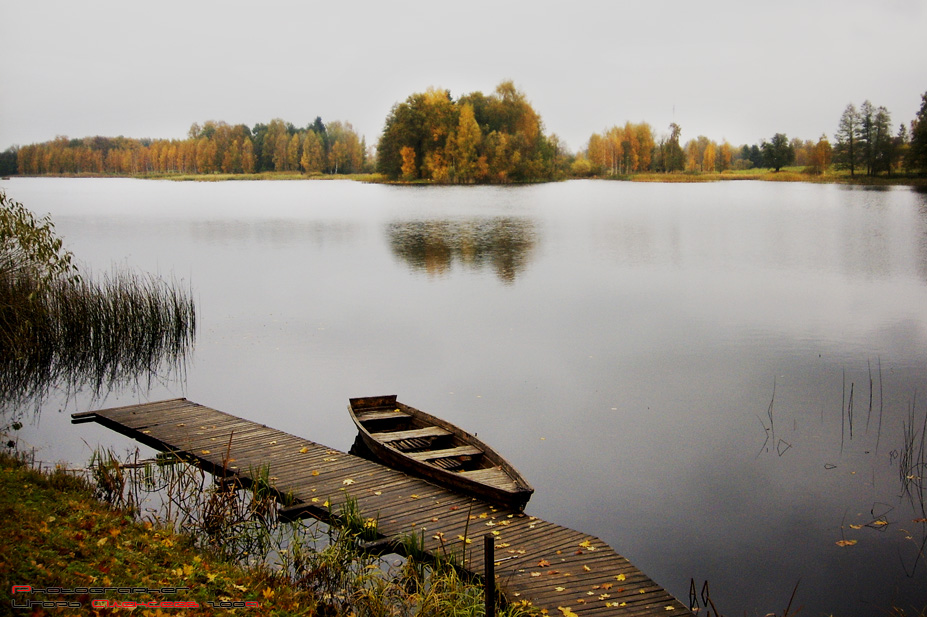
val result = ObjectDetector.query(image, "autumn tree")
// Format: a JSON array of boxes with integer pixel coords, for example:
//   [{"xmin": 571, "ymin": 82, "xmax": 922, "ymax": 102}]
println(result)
[
  {"xmin": 221, "ymin": 139, "xmax": 242, "ymax": 173},
  {"xmin": 703, "ymin": 140, "xmax": 717, "ymax": 172},
  {"xmin": 241, "ymin": 138, "xmax": 256, "ymax": 173},
  {"xmin": 635, "ymin": 123, "xmax": 655, "ymax": 172},
  {"xmin": 300, "ymin": 131, "xmax": 324, "ymax": 174},
  {"xmin": 684, "ymin": 139, "xmax": 700, "ymax": 171},
  {"xmin": 808, "ymin": 134, "xmax": 832, "ymax": 174},
  {"xmin": 400, "ymin": 146, "xmax": 417, "ymax": 181},
  {"xmin": 448, "ymin": 103, "xmax": 482, "ymax": 182},
  {"xmin": 718, "ymin": 141, "xmax": 733, "ymax": 171},
  {"xmin": 377, "ymin": 81, "xmax": 556, "ymax": 183},
  {"xmin": 586, "ymin": 133, "xmax": 607, "ymax": 175}
]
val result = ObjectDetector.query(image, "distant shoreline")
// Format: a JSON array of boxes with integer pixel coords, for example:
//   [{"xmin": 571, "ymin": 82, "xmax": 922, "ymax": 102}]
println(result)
[{"xmin": 4, "ymin": 170, "xmax": 926, "ymax": 188}]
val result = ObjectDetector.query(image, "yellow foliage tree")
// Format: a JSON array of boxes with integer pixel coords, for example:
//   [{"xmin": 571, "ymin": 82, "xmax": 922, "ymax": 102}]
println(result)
[
  {"xmin": 449, "ymin": 103, "xmax": 482, "ymax": 183},
  {"xmin": 400, "ymin": 146, "xmax": 417, "ymax": 181}
]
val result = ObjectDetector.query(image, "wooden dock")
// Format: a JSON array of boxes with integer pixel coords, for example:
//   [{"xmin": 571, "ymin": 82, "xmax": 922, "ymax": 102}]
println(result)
[{"xmin": 72, "ymin": 398, "xmax": 693, "ymax": 616}]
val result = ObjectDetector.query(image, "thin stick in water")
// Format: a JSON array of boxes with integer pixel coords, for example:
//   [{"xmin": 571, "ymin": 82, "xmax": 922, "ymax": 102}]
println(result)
[{"xmin": 876, "ymin": 357, "xmax": 884, "ymax": 455}]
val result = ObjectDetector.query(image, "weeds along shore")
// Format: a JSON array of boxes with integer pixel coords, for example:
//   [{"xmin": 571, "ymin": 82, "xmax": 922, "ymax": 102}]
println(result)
[{"xmin": 0, "ymin": 448, "xmax": 539, "ymax": 616}]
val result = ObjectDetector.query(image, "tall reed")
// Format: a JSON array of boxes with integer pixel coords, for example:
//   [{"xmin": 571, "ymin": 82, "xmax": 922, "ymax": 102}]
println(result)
[{"xmin": 0, "ymin": 265, "xmax": 195, "ymax": 410}]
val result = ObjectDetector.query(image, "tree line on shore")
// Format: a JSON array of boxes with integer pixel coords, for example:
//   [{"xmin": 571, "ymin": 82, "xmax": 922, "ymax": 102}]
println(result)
[
  {"xmin": 2, "ymin": 85, "xmax": 926, "ymax": 181},
  {"xmin": 8, "ymin": 118, "xmax": 368, "ymax": 177}
]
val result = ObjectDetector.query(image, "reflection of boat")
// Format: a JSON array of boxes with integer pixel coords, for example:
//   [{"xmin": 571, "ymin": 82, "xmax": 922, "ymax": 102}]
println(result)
[{"xmin": 349, "ymin": 395, "xmax": 534, "ymax": 510}]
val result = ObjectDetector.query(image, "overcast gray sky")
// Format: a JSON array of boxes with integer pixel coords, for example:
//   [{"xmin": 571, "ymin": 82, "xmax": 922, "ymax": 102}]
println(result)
[{"xmin": 2, "ymin": 0, "xmax": 925, "ymax": 153}]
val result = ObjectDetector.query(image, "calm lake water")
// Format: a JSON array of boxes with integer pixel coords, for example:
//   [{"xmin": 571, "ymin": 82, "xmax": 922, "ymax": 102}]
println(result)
[{"xmin": 3, "ymin": 177, "xmax": 927, "ymax": 615}]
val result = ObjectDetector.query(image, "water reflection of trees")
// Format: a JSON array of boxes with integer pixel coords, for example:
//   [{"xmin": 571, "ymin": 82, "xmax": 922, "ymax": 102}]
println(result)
[{"xmin": 386, "ymin": 218, "xmax": 537, "ymax": 283}]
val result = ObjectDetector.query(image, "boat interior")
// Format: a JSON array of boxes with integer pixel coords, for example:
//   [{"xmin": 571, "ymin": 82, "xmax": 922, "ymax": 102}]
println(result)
[{"xmin": 353, "ymin": 403, "xmax": 494, "ymax": 473}]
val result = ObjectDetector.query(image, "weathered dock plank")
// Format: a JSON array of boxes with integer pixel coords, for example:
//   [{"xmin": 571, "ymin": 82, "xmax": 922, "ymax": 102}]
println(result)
[{"xmin": 73, "ymin": 398, "xmax": 692, "ymax": 616}]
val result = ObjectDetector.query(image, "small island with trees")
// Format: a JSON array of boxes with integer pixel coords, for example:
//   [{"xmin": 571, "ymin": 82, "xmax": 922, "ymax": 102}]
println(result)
[{"xmin": 2, "ymin": 82, "xmax": 926, "ymax": 184}]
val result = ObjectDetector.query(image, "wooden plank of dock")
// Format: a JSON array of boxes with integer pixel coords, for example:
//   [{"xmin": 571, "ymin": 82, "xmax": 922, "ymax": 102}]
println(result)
[{"xmin": 72, "ymin": 398, "xmax": 693, "ymax": 616}]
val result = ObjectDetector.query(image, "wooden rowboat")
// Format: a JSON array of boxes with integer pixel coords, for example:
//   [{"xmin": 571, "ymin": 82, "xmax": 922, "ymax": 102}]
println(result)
[{"xmin": 348, "ymin": 395, "xmax": 534, "ymax": 510}]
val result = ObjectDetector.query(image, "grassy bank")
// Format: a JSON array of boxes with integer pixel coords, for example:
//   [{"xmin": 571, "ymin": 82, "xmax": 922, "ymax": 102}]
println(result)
[
  {"xmin": 0, "ymin": 449, "xmax": 538, "ymax": 616},
  {"xmin": 623, "ymin": 168, "xmax": 927, "ymax": 186},
  {"xmin": 0, "ymin": 450, "xmax": 317, "ymax": 615}
]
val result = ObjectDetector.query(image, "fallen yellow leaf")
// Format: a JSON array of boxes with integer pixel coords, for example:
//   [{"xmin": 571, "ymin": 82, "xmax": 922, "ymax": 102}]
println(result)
[
  {"xmin": 201, "ymin": 450, "xmax": 211, "ymax": 454},
  {"xmin": 343, "ymin": 479, "xmax": 355, "ymax": 486},
  {"xmin": 557, "ymin": 606, "xmax": 577, "ymax": 617},
  {"xmin": 836, "ymin": 539, "xmax": 858, "ymax": 547},
  {"xmin": 299, "ymin": 447, "xmax": 309, "ymax": 453},
  {"xmin": 616, "ymin": 574, "xmax": 626, "ymax": 581}
]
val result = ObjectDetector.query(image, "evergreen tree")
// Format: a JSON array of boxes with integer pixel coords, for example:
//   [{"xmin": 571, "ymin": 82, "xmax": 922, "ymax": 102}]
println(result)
[
  {"xmin": 907, "ymin": 91, "xmax": 927, "ymax": 174},
  {"xmin": 871, "ymin": 106, "xmax": 893, "ymax": 175},
  {"xmin": 0, "ymin": 148, "xmax": 16, "ymax": 176},
  {"xmin": 834, "ymin": 103, "xmax": 860, "ymax": 176}
]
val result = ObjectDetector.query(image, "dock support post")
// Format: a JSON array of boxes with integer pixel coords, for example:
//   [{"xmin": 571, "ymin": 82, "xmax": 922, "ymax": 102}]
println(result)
[{"xmin": 484, "ymin": 533, "xmax": 495, "ymax": 617}]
